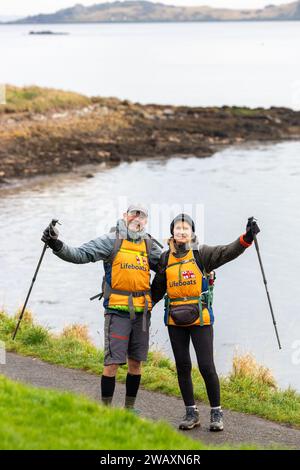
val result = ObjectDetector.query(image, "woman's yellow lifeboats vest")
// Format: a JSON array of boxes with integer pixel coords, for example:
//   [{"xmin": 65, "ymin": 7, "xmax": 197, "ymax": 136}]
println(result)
[
  {"xmin": 164, "ymin": 249, "xmax": 215, "ymax": 327},
  {"xmin": 103, "ymin": 238, "xmax": 152, "ymax": 321}
]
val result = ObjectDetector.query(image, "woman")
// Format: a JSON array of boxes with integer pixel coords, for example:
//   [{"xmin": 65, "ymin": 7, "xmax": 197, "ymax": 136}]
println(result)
[{"xmin": 151, "ymin": 213, "xmax": 260, "ymax": 431}]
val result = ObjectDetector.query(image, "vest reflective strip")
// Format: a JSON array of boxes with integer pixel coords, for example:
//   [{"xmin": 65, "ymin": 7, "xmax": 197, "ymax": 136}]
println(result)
[
  {"xmin": 119, "ymin": 248, "xmax": 148, "ymax": 257},
  {"xmin": 166, "ymin": 258, "xmax": 193, "ymax": 269}
]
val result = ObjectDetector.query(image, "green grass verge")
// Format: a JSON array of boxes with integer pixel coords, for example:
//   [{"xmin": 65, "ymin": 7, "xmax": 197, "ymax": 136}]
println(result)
[
  {"xmin": 0, "ymin": 311, "xmax": 299, "ymax": 430},
  {"xmin": 1, "ymin": 85, "xmax": 91, "ymax": 114}
]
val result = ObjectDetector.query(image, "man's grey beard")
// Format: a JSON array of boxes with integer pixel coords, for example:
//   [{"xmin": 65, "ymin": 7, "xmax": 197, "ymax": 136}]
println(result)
[
  {"xmin": 118, "ymin": 218, "xmax": 146, "ymax": 240},
  {"xmin": 127, "ymin": 224, "xmax": 145, "ymax": 240}
]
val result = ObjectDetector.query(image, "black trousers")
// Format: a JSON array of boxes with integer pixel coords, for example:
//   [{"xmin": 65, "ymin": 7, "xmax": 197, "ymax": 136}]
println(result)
[{"xmin": 168, "ymin": 324, "xmax": 220, "ymax": 407}]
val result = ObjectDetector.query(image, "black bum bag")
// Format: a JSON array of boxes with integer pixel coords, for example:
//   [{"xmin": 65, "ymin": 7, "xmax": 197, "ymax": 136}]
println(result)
[{"xmin": 170, "ymin": 303, "xmax": 200, "ymax": 326}]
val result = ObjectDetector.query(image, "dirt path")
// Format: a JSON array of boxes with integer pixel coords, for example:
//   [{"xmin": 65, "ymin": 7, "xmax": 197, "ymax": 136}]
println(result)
[{"xmin": 1, "ymin": 352, "xmax": 299, "ymax": 449}]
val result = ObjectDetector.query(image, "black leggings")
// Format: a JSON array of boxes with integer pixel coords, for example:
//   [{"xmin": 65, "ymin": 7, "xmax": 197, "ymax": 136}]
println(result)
[{"xmin": 168, "ymin": 325, "xmax": 220, "ymax": 407}]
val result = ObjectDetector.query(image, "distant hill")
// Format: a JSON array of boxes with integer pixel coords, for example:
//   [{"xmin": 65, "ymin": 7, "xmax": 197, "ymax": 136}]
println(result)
[
  {"xmin": 9, "ymin": 1, "xmax": 300, "ymax": 24},
  {"xmin": 0, "ymin": 15, "xmax": 22, "ymax": 22}
]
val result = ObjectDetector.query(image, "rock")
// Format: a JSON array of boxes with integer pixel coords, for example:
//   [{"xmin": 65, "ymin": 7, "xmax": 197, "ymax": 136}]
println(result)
[
  {"xmin": 32, "ymin": 114, "xmax": 47, "ymax": 121},
  {"xmin": 142, "ymin": 111, "xmax": 156, "ymax": 120},
  {"xmin": 0, "ymin": 178, "xmax": 9, "ymax": 185},
  {"xmin": 98, "ymin": 106, "xmax": 109, "ymax": 116},
  {"xmin": 52, "ymin": 112, "xmax": 68, "ymax": 119},
  {"xmin": 97, "ymin": 151, "xmax": 111, "ymax": 158},
  {"xmin": 168, "ymin": 136, "xmax": 181, "ymax": 143},
  {"xmin": 29, "ymin": 31, "xmax": 69, "ymax": 36},
  {"xmin": 266, "ymin": 114, "xmax": 282, "ymax": 124},
  {"xmin": 163, "ymin": 108, "xmax": 175, "ymax": 116}
]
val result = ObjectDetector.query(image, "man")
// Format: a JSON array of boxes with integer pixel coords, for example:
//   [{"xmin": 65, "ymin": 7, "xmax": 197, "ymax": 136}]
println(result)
[{"xmin": 42, "ymin": 204, "xmax": 162, "ymax": 411}]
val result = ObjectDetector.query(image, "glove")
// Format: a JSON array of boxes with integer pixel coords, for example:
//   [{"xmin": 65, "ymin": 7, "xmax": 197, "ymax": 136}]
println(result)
[
  {"xmin": 243, "ymin": 217, "xmax": 260, "ymax": 244},
  {"xmin": 41, "ymin": 224, "xmax": 63, "ymax": 251}
]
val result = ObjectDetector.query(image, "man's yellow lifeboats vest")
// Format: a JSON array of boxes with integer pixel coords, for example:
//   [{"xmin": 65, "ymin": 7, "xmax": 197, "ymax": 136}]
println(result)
[
  {"xmin": 164, "ymin": 249, "xmax": 214, "ymax": 327},
  {"xmin": 103, "ymin": 239, "xmax": 152, "ymax": 319}
]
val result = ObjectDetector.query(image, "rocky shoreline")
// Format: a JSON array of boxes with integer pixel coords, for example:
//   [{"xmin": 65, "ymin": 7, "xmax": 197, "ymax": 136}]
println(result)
[{"xmin": 1, "ymin": 95, "xmax": 300, "ymax": 185}]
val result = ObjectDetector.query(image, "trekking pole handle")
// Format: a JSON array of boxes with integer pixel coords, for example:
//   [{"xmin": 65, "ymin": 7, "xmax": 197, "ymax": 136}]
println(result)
[
  {"xmin": 50, "ymin": 219, "xmax": 61, "ymax": 229},
  {"xmin": 248, "ymin": 216, "xmax": 258, "ymax": 236},
  {"xmin": 45, "ymin": 219, "xmax": 61, "ymax": 245}
]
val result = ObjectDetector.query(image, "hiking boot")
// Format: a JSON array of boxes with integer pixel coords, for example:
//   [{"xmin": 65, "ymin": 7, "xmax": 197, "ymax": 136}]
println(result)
[
  {"xmin": 126, "ymin": 407, "xmax": 141, "ymax": 416},
  {"xmin": 210, "ymin": 408, "xmax": 224, "ymax": 432},
  {"xmin": 179, "ymin": 407, "xmax": 201, "ymax": 430}
]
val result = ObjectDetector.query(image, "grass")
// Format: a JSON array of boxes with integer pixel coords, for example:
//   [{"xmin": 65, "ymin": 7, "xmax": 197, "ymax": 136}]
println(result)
[
  {"xmin": 0, "ymin": 86, "xmax": 264, "ymax": 117},
  {"xmin": 228, "ymin": 106, "xmax": 262, "ymax": 117},
  {"xmin": 1, "ymin": 310, "xmax": 299, "ymax": 429},
  {"xmin": 232, "ymin": 353, "xmax": 277, "ymax": 388},
  {"xmin": 2, "ymin": 374, "xmax": 244, "ymax": 450},
  {"xmin": 1, "ymin": 85, "xmax": 91, "ymax": 114},
  {"xmin": 0, "ymin": 85, "xmax": 127, "ymax": 157}
]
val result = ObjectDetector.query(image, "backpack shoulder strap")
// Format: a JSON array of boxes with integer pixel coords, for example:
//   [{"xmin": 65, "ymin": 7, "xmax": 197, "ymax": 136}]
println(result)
[
  {"xmin": 146, "ymin": 233, "xmax": 164, "ymax": 249},
  {"xmin": 159, "ymin": 250, "xmax": 171, "ymax": 274},
  {"xmin": 144, "ymin": 233, "xmax": 163, "ymax": 258},
  {"xmin": 144, "ymin": 237, "xmax": 153, "ymax": 258},
  {"xmin": 107, "ymin": 226, "xmax": 123, "ymax": 264},
  {"xmin": 193, "ymin": 249, "xmax": 205, "ymax": 276}
]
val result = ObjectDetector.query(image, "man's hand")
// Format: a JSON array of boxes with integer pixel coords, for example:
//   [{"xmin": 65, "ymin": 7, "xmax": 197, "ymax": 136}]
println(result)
[
  {"xmin": 42, "ymin": 223, "xmax": 59, "ymax": 243},
  {"xmin": 41, "ymin": 223, "xmax": 62, "ymax": 251}
]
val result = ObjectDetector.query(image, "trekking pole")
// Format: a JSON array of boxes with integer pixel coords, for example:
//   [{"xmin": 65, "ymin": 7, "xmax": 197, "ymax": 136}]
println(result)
[
  {"xmin": 12, "ymin": 219, "xmax": 60, "ymax": 340},
  {"xmin": 249, "ymin": 217, "xmax": 282, "ymax": 350}
]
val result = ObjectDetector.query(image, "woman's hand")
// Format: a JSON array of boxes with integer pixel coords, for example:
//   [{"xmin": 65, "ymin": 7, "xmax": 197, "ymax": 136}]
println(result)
[{"xmin": 244, "ymin": 217, "xmax": 260, "ymax": 244}]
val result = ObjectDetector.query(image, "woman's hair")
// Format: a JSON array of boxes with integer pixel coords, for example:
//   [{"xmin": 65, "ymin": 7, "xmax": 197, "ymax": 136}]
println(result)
[{"xmin": 168, "ymin": 237, "xmax": 177, "ymax": 254}]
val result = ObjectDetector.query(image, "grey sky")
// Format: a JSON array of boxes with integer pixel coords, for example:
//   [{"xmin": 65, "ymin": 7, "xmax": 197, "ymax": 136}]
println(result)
[{"xmin": 0, "ymin": 1, "xmax": 295, "ymax": 17}]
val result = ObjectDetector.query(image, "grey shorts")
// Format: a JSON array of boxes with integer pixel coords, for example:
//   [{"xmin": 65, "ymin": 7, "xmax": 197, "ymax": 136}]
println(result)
[{"xmin": 104, "ymin": 311, "xmax": 151, "ymax": 366}]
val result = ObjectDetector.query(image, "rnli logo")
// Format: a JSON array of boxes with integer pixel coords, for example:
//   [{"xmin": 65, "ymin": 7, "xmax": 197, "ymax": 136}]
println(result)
[
  {"xmin": 136, "ymin": 256, "xmax": 147, "ymax": 266},
  {"xmin": 182, "ymin": 270, "xmax": 195, "ymax": 280}
]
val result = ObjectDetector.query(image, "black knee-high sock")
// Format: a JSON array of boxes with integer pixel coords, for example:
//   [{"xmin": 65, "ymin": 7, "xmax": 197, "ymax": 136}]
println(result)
[
  {"xmin": 101, "ymin": 375, "xmax": 116, "ymax": 405},
  {"xmin": 125, "ymin": 373, "xmax": 141, "ymax": 408}
]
